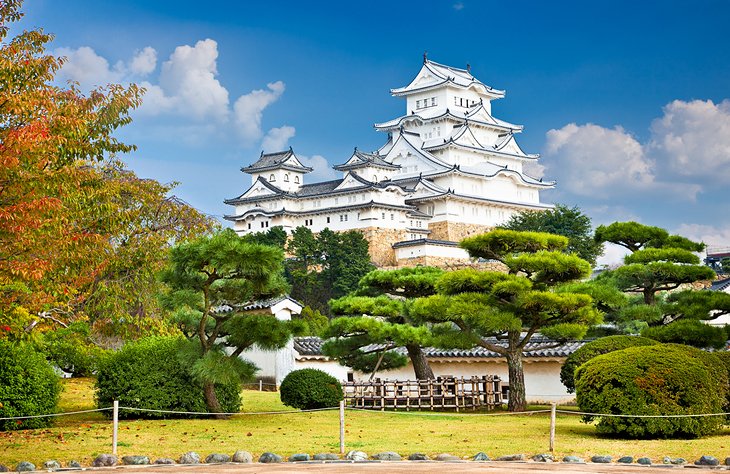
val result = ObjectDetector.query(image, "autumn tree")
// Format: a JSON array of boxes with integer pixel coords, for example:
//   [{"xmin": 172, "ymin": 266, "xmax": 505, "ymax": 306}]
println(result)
[
  {"xmin": 412, "ymin": 230, "xmax": 600, "ymax": 411},
  {"xmin": 0, "ymin": 3, "xmax": 213, "ymax": 342},
  {"xmin": 323, "ymin": 267, "xmax": 461, "ymax": 380},
  {"xmin": 160, "ymin": 229, "xmax": 297, "ymax": 414},
  {"xmin": 500, "ymin": 204, "xmax": 604, "ymax": 265}
]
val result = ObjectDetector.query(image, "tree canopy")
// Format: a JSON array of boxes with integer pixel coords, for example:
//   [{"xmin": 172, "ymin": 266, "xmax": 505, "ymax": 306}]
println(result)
[
  {"xmin": 160, "ymin": 229, "xmax": 296, "ymax": 414},
  {"xmin": 413, "ymin": 230, "xmax": 601, "ymax": 411},
  {"xmin": 500, "ymin": 204, "xmax": 603, "ymax": 265}
]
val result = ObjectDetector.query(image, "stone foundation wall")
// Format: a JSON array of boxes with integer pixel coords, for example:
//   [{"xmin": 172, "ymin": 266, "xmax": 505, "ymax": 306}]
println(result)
[
  {"xmin": 356, "ymin": 227, "xmax": 408, "ymax": 267},
  {"xmin": 428, "ymin": 221, "xmax": 492, "ymax": 242}
]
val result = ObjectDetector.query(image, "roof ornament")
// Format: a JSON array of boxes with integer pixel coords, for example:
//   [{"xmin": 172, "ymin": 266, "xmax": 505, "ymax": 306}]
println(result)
[
  {"xmin": 260, "ymin": 150, "xmax": 264, "ymax": 157},
  {"xmin": 289, "ymin": 146, "xmax": 293, "ymax": 151},
  {"xmin": 466, "ymin": 63, "xmax": 471, "ymax": 74},
  {"xmin": 423, "ymin": 50, "xmax": 428, "ymax": 63}
]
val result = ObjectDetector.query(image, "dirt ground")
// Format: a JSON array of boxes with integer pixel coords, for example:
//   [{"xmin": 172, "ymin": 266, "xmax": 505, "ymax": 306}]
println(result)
[{"xmin": 80, "ymin": 461, "xmax": 727, "ymax": 473}]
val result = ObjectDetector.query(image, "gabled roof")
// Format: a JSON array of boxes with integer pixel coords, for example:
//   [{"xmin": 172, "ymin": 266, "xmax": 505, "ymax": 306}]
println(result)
[
  {"xmin": 242, "ymin": 148, "xmax": 313, "ymax": 174},
  {"xmin": 711, "ymin": 278, "xmax": 730, "ymax": 292},
  {"xmin": 333, "ymin": 148, "xmax": 401, "ymax": 171},
  {"xmin": 391, "ymin": 58, "xmax": 505, "ymax": 99},
  {"xmin": 374, "ymin": 106, "xmax": 521, "ymax": 133},
  {"xmin": 383, "ymin": 129, "xmax": 453, "ymax": 173},
  {"xmin": 224, "ymin": 176, "xmax": 286, "ymax": 204},
  {"xmin": 424, "ymin": 124, "xmax": 539, "ymax": 160}
]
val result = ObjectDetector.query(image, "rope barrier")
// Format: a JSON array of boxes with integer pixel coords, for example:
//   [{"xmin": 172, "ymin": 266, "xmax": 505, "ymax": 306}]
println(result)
[
  {"xmin": 345, "ymin": 407, "xmax": 553, "ymax": 417},
  {"xmin": 556, "ymin": 409, "xmax": 730, "ymax": 419},
  {"xmin": 117, "ymin": 406, "xmax": 340, "ymax": 416},
  {"xmin": 0, "ymin": 407, "xmax": 112, "ymax": 421}
]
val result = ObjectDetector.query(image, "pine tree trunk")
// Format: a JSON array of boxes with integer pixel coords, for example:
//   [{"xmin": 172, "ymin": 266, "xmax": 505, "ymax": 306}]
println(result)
[
  {"xmin": 506, "ymin": 350, "xmax": 526, "ymax": 412},
  {"xmin": 405, "ymin": 344, "xmax": 434, "ymax": 380},
  {"xmin": 643, "ymin": 289, "xmax": 656, "ymax": 305},
  {"xmin": 203, "ymin": 382, "xmax": 227, "ymax": 419}
]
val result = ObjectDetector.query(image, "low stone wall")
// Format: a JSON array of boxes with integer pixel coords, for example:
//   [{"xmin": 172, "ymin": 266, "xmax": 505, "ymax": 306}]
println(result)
[
  {"xmin": 392, "ymin": 256, "xmax": 507, "ymax": 272},
  {"xmin": 356, "ymin": 227, "xmax": 408, "ymax": 267}
]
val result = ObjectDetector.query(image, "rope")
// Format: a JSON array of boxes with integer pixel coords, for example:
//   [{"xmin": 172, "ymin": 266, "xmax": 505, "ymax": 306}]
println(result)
[
  {"xmin": 0, "ymin": 407, "xmax": 112, "ymax": 421},
  {"xmin": 117, "ymin": 406, "xmax": 340, "ymax": 416},
  {"xmin": 345, "ymin": 407, "xmax": 552, "ymax": 417},
  {"xmin": 556, "ymin": 409, "xmax": 730, "ymax": 419}
]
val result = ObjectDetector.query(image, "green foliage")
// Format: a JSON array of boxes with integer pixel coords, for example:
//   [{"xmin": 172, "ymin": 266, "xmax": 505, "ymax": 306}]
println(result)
[
  {"xmin": 279, "ymin": 369, "xmax": 343, "ymax": 410},
  {"xmin": 721, "ymin": 257, "xmax": 730, "ymax": 273},
  {"xmin": 575, "ymin": 344, "xmax": 727, "ymax": 438},
  {"xmin": 160, "ymin": 229, "xmax": 294, "ymax": 412},
  {"xmin": 42, "ymin": 322, "xmax": 107, "ymax": 377},
  {"xmin": 641, "ymin": 319, "xmax": 727, "ymax": 349},
  {"xmin": 95, "ymin": 337, "xmax": 242, "ymax": 418},
  {"xmin": 293, "ymin": 306, "xmax": 329, "ymax": 336},
  {"xmin": 286, "ymin": 227, "xmax": 374, "ymax": 315},
  {"xmin": 324, "ymin": 267, "xmax": 452, "ymax": 379},
  {"xmin": 663, "ymin": 290, "xmax": 730, "ymax": 322},
  {"xmin": 0, "ymin": 340, "xmax": 61, "ymax": 431},
  {"xmin": 561, "ymin": 335, "xmax": 659, "ymax": 393},
  {"xmin": 594, "ymin": 221, "xmax": 669, "ymax": 252},
  {"xmin": 417, "ymin": 229, "xmax": 600, "ymax": 411},
  {"xmin": 460, "ymin": 229, "xmax": 568, "ymax": 261},
  {"xmin": 500, "ymin": 204, "xmax": 604, "ymax": 265},
  {"xmin": 625, "ymin": 248, "xmax": 700, "ymax": 265},
  {"xmin": 244, "ymin": 226, "xmax": 288, "ymax": 248}
]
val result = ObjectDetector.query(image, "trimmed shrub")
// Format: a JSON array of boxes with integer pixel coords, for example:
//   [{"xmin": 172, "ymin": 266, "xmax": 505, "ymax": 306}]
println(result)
[
  {"xmin": 561, "ymin": 335, "xmax": 659, "ymax": 393},
  {"xmin": 43, "ymin": 322, "xmax": 106, "ymax": 377},
  {"xmin": 280, "ymin": 369, "xmax": 343, "ymax": 410},
  {"xmin": 0, "ymin": 341, "xmax": 61, "ymax": 431},
  {"xmin": 95, "ymin": 337, "xmax": 241, "ymax": 418},
  {"xmin": 575, "ymin": 344, "xmax": 727, "ymax": 438},
  {"xmin": 641, "ymin": 319, "xmax": 728, "ymax": 349}
]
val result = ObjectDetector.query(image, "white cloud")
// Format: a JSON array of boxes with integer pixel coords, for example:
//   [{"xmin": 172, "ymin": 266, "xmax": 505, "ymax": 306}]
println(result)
[
  {"xmin": 648, "ymin": 99, "xmax": 730, "ymax": 183},
  {"xmin": 55, "ymin": 46, "xmax": 124, "ymax": 88},
  {"xmin": 156, "ymin": 39, "xmax": 229, "ymax": 121},
  {"xmin": 674, "ymin": 223, "xmax": 730, "ymax": 249},
  {"xmin": 544, "ymin": 123, "xmax": 654, "ymax": 198},
  {"xmin": 299, "ymin": 154, "xmax": 338, "ymax": 182},
  {"xmin": 261, "ymin": 125, "xmax": 296, "ymax": 152},
  {"xmin": 129, "ymin": 46, "xmax": 157, "ymax": 76},
  {"xmin": 596, "ymin": 243, "xmax": 631, "ymax": 268},
  {"xmin": 234, "ymin": 81, "xmax": 286, "ymax": 143},
  {"xmin": 453, "ymin": 3, "xmax": 465, "ymax": 11}
]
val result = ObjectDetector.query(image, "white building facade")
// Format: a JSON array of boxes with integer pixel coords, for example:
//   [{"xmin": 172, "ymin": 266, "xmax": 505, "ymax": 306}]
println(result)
[{"xmin": 225, "ymin": 57, "xmax": 554, "ymax": 266}]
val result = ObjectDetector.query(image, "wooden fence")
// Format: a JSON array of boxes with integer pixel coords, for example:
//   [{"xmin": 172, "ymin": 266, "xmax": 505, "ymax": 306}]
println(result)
[{"xmin": 343, "ymin": 375, "xmax": 503, "ymax": 411}]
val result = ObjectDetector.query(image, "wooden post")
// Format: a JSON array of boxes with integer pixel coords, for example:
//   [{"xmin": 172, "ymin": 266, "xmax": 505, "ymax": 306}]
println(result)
[
  {"xmin": 339, "ymin": 400, "xmax": 345, "ymax": 454},
  {"xmin": 549, "ymin": 403, "xmax": 556, "ymax": 453},
  {"xmin": 112, "ymin": 400, "xmax": 119, "ymax": 455},
  {"xmin": 259, "ymin": 380, "xmax": 263, "ymax": 391}
]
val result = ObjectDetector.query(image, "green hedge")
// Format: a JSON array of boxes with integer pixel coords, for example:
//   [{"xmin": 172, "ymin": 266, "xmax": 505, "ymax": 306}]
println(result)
[
  {"xmin": 280, "ymin": 368, "xmax": 343, "ymax": 410},
  {"xmin": 95, "ymin": 337, "xmax": 241, "ymax": 418},
  {"xmin": 575, "ymin": 344, "xmax": 727, "ymax": 438},
  {"xmin": 0, "ymin": 341, "xmax": 61, "ymax": 431},
  {"xmin": 560, "ymin": 335, "xmax": 659, "ymax": 393}
]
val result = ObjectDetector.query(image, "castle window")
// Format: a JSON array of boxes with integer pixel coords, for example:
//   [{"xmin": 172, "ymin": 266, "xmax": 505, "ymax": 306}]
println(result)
[
  {"xmin": 373, "ymin": 175, "xmax": 377, "ymax": 181},
  {"xmin": 416, "ymin": 100, "xmax": 421, "ymax": 109},
  {"xmin": 390, "ymin": 213, "xmax": 394, "ymax": 220},
  {"xmin": 382, "ymin": 212, "xmax": 386, "ymax": 219},
  {"xmin": 431, "ymin": 97, "xmax": 436, "ymax": 106},
  {"xmin": 294, "ymin": 176, "xmax": 300, "ymax": 184},
  {"xmin": 269, "ymin": 174, "xmax": 275, "ymax": 182},
  {"xmin": 248, "ymin": 223, "xmax": 251, "ymax": 230},
  {"xmin": 417, "ymin": 220, "xmax": 422, "ymax": 227},
  {"xmin": 284, "ymin": 174, "xmax": 290, "ymax": 182},
  {"xmin": 261, "ymin": 222, "xmax": 265, "ymax": 228},
  {"xmin": 327, "ymin": 217, "xmax": 331, "ymax": 223}
]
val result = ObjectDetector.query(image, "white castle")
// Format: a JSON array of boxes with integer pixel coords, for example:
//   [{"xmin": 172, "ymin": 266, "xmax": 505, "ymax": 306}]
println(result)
[{"xmin": 225, "ymin": 57, "xmax": 554, "ymax": 266}]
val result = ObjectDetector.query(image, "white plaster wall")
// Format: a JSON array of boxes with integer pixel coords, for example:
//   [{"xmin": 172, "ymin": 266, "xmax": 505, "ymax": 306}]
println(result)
[
  {"xmin": 395, "ymin": 243, "xmax": 469, "ymax": 260},
  {"xmin": 295, "ymin": 359, "xmax": 351, "ymax": 382}
]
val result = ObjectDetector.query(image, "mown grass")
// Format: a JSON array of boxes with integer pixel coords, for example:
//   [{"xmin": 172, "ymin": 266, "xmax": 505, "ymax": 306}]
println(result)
[{"xmin": 1, "ymin": 378, "xmax": 729, "ymax": 467}]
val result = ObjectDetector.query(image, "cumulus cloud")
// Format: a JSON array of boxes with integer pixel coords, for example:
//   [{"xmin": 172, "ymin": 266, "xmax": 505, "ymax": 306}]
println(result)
[
  {"xmin": 261, "ymin": 125, "xmax": 296, "ymax": 152},
  {"xmin": 154, "ymin": 39, "xmax": 230, "ymax": 121},
  {"xmin": 129, "ymin": 46, "xmax": 157, "ymax": 76},
  {"xmin": 648, "ymin": 99, "xmax": 730, "ymax": 183},
  {"xmin": 55, "ymin": 46, "xmax": 124, "ymax": 88},
  {"xmin": 544, "ymin": 123, "xmax": 654, "ymax": 198},
  {"xmin": 234, "ymin": 81, "xmax": 286, "ymax": 143},
  {"xmin": 298, "ymin": 154, "xmax": 338, "ymax": 182},
  {"xmin": 674, "ymin": 223, "xmax": 730, "ymax": 249}
]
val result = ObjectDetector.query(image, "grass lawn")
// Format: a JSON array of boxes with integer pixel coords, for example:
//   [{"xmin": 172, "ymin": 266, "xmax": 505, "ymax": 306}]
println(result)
[{"xmin": 1, "ymin": 378, "xmax": 729, "ymax": 467}]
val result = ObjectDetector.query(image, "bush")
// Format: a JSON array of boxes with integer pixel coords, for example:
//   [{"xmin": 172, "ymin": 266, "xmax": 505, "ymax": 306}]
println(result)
[
  {"xmin": 0, "ymin": 341, "xmax": 61, "ymax": 431},
  {"xmin": 95, "ymin": 337, "xmax": 241, "ymax": 418},
  {"xmin": 561, "ymin": 335, "xmax": 659, "ymax": 393},
  {"xmin": 42, "ymin": 322, "xmax": 106, "ymax": 377},
  {"xmin": 575, "ymin": 344, "xmax": 727, "ymax": 438},
  {"xmin": 280, "ymin": 368, "xmax": 343, "ymax": 410}
]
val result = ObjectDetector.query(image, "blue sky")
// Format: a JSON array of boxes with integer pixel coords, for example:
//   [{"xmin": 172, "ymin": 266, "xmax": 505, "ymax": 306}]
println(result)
[{"xmin": 18, "ymin": 0, "xmax": 730, "ymax": 262}]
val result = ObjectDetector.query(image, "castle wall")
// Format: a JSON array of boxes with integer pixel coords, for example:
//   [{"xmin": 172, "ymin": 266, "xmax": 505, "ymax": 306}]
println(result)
[
  {"xmin": 356, "ymin": 227, "xmax": 408, "ymax": 267},
  {"xmin": 428, "ymin": 221, "xmax": 492, "ymax": 241}
]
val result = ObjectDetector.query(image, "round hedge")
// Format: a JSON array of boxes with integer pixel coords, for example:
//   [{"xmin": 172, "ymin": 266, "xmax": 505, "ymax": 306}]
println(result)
[
  {"xmin": 561, "ymin": 335, "xmax": 659, "ymax": 393},
  {"xmin": 280, "ymin": 368, "xmax": 343, "ymax": 410},
  {"xmin": 95, "ymin": 337, "xmax": 241, "ymax": 418},
  {"xmin": 575, "ymin": 344, "xmax": 727, "ymax": 438},
  {"xmin": 0, "ymin": 341, "xmax": 61, "ymax": 431}
]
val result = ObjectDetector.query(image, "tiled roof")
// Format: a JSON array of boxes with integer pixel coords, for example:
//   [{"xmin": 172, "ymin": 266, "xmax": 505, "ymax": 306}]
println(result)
[
  {"xmin": 242, "ymin": 149, "xmax": 313, "ymax": 173},
  {"xmin": 711, "ymin": 277, "xmax": 730, "ymax": 292},
  {"xmin": 293, "ymin": 336, "xmax": 587, "ymax": 359},
  {"xmin": 211, "ymin": 295, "xmax": 300, "ymax": 313}
]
